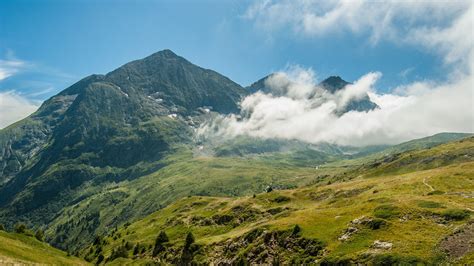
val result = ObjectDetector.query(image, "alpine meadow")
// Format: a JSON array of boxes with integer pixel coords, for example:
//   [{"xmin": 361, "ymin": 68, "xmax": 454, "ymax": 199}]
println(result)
[{"xmin": 0, "ymin": 1, "xmax": 473, "ymax": 265}]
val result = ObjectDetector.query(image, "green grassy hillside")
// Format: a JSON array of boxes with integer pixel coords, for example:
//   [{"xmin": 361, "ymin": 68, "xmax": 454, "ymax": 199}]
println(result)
[
  {"xmin": 80, "ymin": 137, "xmax": 474, "ymax": 264},
  {"xmin": 45, "ymin": 134, "xmax": 473, "ymax": 253},
  {"xmin": 46, "ymin": 148, "xmax": 345, "ymax": 251},
  {"xmin": 0, "ymin": 230, "xmax": 88, "ymax": 265}
]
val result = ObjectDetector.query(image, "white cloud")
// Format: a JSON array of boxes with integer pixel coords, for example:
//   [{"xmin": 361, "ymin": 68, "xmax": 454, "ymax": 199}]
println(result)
[
  {"xmin": 199, "ymin": 67, "xmax": 473, "ymax": 146},
  {"xmin": 199, "ymin": 1, "xmax": 474, "ymax": 146},
  {"xmin": 245, "ymin": 1, "xmax": 472, "ymax": 64},
  {"xmin": 0, "ymin": 58, "xmax": 26, "ymax": 81},
  {"xmin": 0, "ymin": 91, "xmax": 39, "ymax": 128}
]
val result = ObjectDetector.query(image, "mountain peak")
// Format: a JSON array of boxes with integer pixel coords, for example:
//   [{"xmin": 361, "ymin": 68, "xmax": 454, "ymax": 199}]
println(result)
[
  {"xmin": 318, "ymin": 76, "xmax": 350, "ymax": 93},
  {"xmin": 149, "ymin": 49, "xmax": 179, "ymax": 58}
]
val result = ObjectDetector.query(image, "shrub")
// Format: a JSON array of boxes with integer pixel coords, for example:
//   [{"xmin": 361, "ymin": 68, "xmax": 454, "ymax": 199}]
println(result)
[
  {"xmin": 14, "ymin": 223, "xmax": 27, "ymax": 234},
  {"xmin": 364, "ymin": 218, "xmax": 386, "ymax": 230},
  {"xmin": 0, "ymin": 224, "xmax": 4, "ymax": 231},
  {"xmin": 273, "ymin": 195, "xmax": 290, "ymax": 203},
  {"xmin": 96, "ymin": 254, "xmax": 104, "ymax": 265},
  {"xmin": 108, "ymin": 245, "xmax": 128, "ymax": 261},
  {"xmin": 427, "ymin": 190, "xmax": 445, "ymax": 195},
  {"xmin": 292, "ymin": 224, "xmax": 301, "ymax": 235},
  {"xmin": 124, "ymin": 241, "xmax": 133, "ymax": 250},
  {"xmin": 373, "ymin": 204, "xmax": 400, "ymax": 219},
  {"xmin": 441, "ymin": 209, "xmax": 471, "ymax": 221},
  {"xmin": 212, "ymin": 214, "xmax": 234, "ymax": 225},
  {"xmin": 133, "ymin": 244, "xmax": 139, "ymax": 255},
  {"xmin": 244, "ymin": 228, "xmax": 264, "ymax": 242},
  {"xmin": 35, "ymin": 229, "xmax": 44, "ymax": 241}
]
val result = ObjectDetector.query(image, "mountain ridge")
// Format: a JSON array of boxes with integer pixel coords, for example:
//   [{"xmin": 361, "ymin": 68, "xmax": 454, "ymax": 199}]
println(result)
[{"xmin": 246, "ymin": 73, "xmax": 378, "ymax": 113}]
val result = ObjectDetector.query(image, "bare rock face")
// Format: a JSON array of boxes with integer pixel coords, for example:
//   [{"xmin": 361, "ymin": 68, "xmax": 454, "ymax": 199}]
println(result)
[
  {"xmin": 372, "ymin": 240, "xmax": 393, "ymax": 250},
  {"xmin": 338, "ymin": 227, "xmax": 358, "ymax": 241},
  {"xmin": 439, "ymin": 221, "xmax": 474, "ymax": 260}
]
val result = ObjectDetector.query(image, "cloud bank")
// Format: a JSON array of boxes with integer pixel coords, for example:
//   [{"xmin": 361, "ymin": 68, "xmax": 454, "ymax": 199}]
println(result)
[{"xmin": 198, "ymin": 0, "xmax": 474, "ymax": 146}]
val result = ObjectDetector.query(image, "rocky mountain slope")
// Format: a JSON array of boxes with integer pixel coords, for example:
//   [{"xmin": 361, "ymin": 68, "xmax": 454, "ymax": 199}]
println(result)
[{"xmin": 0, "ymin": 49, "xmax": 246, "ymax": 239}]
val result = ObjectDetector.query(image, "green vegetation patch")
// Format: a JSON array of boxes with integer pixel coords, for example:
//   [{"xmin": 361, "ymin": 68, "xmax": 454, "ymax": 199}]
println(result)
[
  {"xmin": 373, "ymin": 204, "xmax": 400, "ymax": 219},
  {"xmin": 417, "ymin": 200, "xmax": 444, "ymax": 208},
  {"xmin": 441, "ymin": 209, "xmax": 471, "ymax": 221}
]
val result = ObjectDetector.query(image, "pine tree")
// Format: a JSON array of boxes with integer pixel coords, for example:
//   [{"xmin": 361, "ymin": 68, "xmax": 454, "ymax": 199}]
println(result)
[
  {"xmin": 181, "ymin": 232, "xmax": 196, "ymax": 263},
  {"xmin": 152, "ymin": 231, "xmax": 169, "ymax": 256},
  {"xmin": 184, "ymin": 232, "xmax": 194, "ymax": 250}
]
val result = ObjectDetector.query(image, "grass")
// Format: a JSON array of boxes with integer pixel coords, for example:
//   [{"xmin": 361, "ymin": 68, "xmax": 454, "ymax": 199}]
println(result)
[{"xmin": 0, "ymin": 230, "xmax": 88, "ymax": 265}]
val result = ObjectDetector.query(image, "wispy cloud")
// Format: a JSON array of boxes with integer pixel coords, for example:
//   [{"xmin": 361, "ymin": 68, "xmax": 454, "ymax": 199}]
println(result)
[
  {"xmin": 398, "ymin": 67, "xmax": 414, "ymax": 79},
  {"xmin": 0, "ymin": 90, "xmax": 39, "ymax": 128},
  {"xmin": 0, "ymin": 58, "xmax": 27, "ymax": 81},
  {"xmin": 244, "ymin": 1, "xmax": 472, "ymax": 66},
  {"xmin": 0, "ymin": 52, "xmax": 66, "ymax": 128}
]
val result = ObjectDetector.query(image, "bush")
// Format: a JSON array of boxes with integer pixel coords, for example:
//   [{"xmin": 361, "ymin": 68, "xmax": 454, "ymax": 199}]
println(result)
[
  {"xmin": 14, "ymin": 223, "xmax": 27, "ymax": 234},
  {"xmin": 427, "ymin": 190, "xmax": 445, "ymax": 195},
  {"xmin": 244, "ymin": 228, "xmax": 264, "ymax": 242},
  {"xmin": 35, "ymin": 229, "xmax": 44, "ymax": 241},
  {"xmin": 292, "ymin": 224, "xmax": 301, "ymax": 235},
  {"xmin": 441, "ymin": 209, "xmax": 471, "ymax": 221},
  {"xmin": 124, "ymin": 241, "xmax": 133, "ymax": 250},
  {"xmin": 273, "ymin": 195, "xmax": 290, "ymax": 203},
  {"xmin": 133, "ymin": 244, "xmax": 140, "ymax": 255},
  {"xmin": 108, "ymin": 245, "xmax": 128, "ymax": 261},
  {"xmin": 373, "ymin": 204, "xmax": 400, "ymax": 219},
  {"xmin": 96, "ymin": 254, "xmax": 104, "ymax": 265},
  {"xmin": 364, "ymin": 218, "xmax": 386, "ymax": 230},
  {"xmin": 0, "ymin": 224, "xmax": 4, "ymax": 231}
]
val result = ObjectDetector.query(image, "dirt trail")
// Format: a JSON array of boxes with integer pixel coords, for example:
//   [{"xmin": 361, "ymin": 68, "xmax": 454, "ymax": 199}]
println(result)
[{"xmin": 423, "ymin": 177, "xmax": 435, "ymax": 192}]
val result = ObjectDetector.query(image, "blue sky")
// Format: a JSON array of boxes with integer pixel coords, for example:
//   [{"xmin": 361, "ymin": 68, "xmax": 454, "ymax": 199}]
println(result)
[{"xmin": 0, "ymin": 0, "xmax": 447, "ymax": 101}]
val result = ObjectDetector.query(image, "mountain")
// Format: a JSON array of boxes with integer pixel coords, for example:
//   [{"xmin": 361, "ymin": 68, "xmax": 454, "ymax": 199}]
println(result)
[
  {"xmin": 0, "ymin": 49, "xmax": 247, "ymax": 238},
  {"xmin": 79, "ymin": 137, "xmax": 474, "ymax": 264},
  {"xmin": 246, "ymin": 74, "xmax": 378, "ymax": 113},
  {"xmin": 0, "ymin": 49, "xmax": 472, "ymax": 264},
  {"xmin": 319, "ymin": 76, "xmax": 378, "ymax": 113}
]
